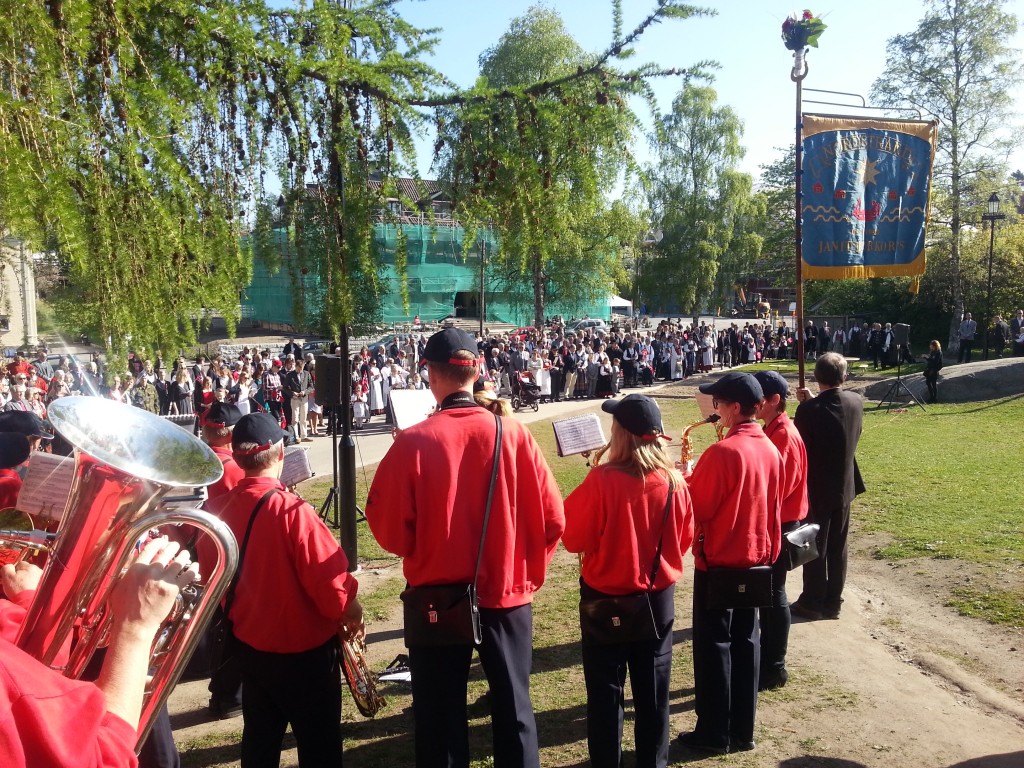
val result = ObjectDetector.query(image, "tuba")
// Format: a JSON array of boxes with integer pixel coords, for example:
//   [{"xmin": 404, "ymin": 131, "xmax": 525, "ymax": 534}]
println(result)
[
  {"xmin": 7, "ymin": 397, "xmax": 239, "ymax": 748},
  {"xmin": 680, "ymin": 413, "xmax": 722, "ymax": 471}
]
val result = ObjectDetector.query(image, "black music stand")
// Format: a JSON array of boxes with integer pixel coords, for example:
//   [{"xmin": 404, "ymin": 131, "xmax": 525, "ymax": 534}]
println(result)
[
  {"xmin": 876, "ymin": 345, "xmax": 926, "ymax": 412},
  {"xmin": 319, "ymin": 405, "xmax": 341, "ymax": 528}
]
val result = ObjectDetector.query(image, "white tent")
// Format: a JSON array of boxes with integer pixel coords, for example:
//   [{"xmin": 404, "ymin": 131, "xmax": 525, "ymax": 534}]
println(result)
[{"xmin": 608, "ymin": 294, "xmax": 633, "ymax": 314}]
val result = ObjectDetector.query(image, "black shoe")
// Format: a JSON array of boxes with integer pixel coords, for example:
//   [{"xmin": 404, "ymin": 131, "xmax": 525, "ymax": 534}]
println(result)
[
  {"xmin": 730, "ymin": 738, "xmax": 756, "ymax": 752},
  {"xmin": 208, "ymin": 699, "xmax": 243, "ymax": 720},
  {"xmin": 676, "ymin": 731, "xmax": 729, "ymax": 755},
  {"xmin": 758, "ymin": 667, "xmax": 789, "ymax": 691},
  {"xmin": 790, "ymin": 600, "xmax": 824, "ymax": 621},
  {"xmin": 822, "ymin": 606, "xmax": 842, "ymax": 620}
]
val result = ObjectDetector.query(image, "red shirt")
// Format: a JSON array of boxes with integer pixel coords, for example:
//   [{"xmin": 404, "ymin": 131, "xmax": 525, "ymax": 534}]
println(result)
[
  {"xmin": 0, "ymin": 470, "xmax": 23, "ymax": 566},
  {"xmin": 563, "ymin": 467, "xmax": 694, "ymax": 595},
  {"xmin": 763, "ymin": 412, "xmax": 809, "ymax": 524},
  {"xmin": 366, "ymin": 406, "xmax": 565, "ymax": 609},
  {"xmin": 205, "ymin": 446, "xmax": 244, "ymax": 504},
  {"xmin": 205, "ymin": 476, "xmax": 358, "ymax": 653},
  {"xmin": 0, "ymin": 636, "xmax": 137, "ymax": 768},
  {"xmin": 688, "ymin": 421, "xmax": 783, "ymax": 571}
]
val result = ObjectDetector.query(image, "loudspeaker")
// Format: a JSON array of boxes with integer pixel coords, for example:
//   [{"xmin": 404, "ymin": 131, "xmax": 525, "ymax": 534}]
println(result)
[
  {"xmin": 893, "ymin": 323, "xmax": 911, "ymax": 347},
  {"xmin": 314, "ymin": 355, "xmax": 343, "ymax": 407}
]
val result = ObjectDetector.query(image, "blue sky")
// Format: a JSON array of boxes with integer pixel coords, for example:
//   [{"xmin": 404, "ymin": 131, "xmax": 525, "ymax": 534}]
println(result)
[{"xmin": 395, "ymin": 0, "xmax": 1024, "ymax": 184}]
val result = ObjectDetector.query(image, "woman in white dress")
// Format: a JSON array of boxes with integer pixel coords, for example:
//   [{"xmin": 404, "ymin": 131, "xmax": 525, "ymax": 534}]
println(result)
[
  {"xmin": 232, "ymin": 370, "xmax": 254, "ymax": 415},
  {"xmin": 701, "ymin": 331, "xmax": 715, "ymax": 372},
  {"xmin": 669, "ymin": 341, "xmax": 683, "ymax": 381},
  {"xmin": 528, "ymin": 349, "xmax": 550, "ymax": 400},
  {"xmin": 352, "ymin": 358, "xmax": 370, "ymax": 428},
  {"xmin": 368, "ymin": 362, "xmax": 384, "ymax": 415}
]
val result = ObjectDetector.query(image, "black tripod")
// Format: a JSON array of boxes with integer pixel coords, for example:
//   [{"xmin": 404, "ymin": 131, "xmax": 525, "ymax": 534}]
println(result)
[
  {"xmin": 319, "ymin": 405, "xmax": 341, "ymax": 528},
  {"xmin": 877, "ymin": 344, "xmax": 927, "ymax": 412}
]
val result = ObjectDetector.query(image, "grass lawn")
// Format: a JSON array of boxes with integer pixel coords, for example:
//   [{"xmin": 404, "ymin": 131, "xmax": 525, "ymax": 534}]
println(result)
[{"xmin": 181, "ymin": 389, "xmax": 1024, "ymax": 767}]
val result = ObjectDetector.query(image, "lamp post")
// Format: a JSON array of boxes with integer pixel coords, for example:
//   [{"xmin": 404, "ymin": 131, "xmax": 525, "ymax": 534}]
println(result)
[
  {"xmin": 635, "ymin": 230, "xmax": 663, "ymax": 330},
  {"xmin": 981, "ymin": 192, "xmax": 1005, "ymax": 360}
]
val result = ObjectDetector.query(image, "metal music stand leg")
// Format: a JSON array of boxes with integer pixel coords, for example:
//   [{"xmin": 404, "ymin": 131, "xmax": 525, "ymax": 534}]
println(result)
[
  {"xmin": 319, "ymin": 405, "xmax": 341, "ymax": 528},
  {"xmin": 876, "ymin": 346, "xmax": 927, "ymax": 412}
]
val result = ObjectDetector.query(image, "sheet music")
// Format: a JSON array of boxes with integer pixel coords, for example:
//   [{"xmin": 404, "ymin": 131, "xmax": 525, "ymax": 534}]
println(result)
[
  {"xmin": 390, "ymin": 390, "xmax": 438, "ymax": 431},
  {"xmin": 552, "ymin": 413, "xmax": 607, "ymax": 458},
  {"xmin": 280, "ymin": 445, "xmax": 313, "ymax": 488},
  {"xmin": 17, "ymin": 452, "xmax": 74, "ymax": 522},
  {"xmin": 694, "ymin": 391, "xmax": 717, "ymax": 420}
]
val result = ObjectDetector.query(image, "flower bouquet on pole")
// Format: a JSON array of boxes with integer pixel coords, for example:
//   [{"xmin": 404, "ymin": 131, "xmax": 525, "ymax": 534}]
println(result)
[{"xmin": 782, "ymin": 10, "xmax": 827, "ymax": 52}]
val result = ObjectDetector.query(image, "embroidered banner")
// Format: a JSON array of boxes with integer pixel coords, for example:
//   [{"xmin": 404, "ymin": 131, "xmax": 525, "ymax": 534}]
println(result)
[{"xmin": 801, "ymin": 115, "xmax": 938, "ymax": 279}]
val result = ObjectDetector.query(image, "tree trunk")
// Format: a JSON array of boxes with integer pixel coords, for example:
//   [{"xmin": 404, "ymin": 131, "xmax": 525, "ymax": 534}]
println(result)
[
  {"xmin": 947, "ymin": 152, "xmax": 964, "ymax": 356},
  {"xmin": 532, "ymin": 249, "xmax": 545, "ymax": 328}
]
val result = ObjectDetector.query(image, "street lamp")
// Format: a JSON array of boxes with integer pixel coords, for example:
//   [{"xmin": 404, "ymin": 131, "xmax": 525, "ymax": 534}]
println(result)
[
  {"xmin": 981, "ymin": 192, "xmax": 1005, "ymax": 360},
  {"xmin": 635, "ymin": 229, "xmax": 663, "ymax": 330}
]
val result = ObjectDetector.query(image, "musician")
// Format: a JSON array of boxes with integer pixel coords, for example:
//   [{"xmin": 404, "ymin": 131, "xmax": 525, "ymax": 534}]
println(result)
[
  {"xmin": 366, "ymin": 327, "xmax": 565, "ymax": 768},
  {"xmin": 205, "ymin": 412, "xmax": 363, "ymax": 767},
  {"xmin": 562, "ymin": 395, "xmax": 693, "ymax": 768},
  {"xmin": 677, "ymin": 372, "xmax": 782, "ymax": 755},
  {"xmin": 751, "ymin": 371, "xmax": 808, "ymax": 691},
  {"xmin": 0, "ymin": 536, "xmax": 198, "ymax": 768},
  {"xmin": 0, "ymin": 432, "xmax": 30, "ymax": 512},
  {"xmin": 791, "ymin": 353, "xmax": 865, "ymax": 621},
  {"xmin": 0, "ymin": 410, "xmax": 54, "ymax": 455}
]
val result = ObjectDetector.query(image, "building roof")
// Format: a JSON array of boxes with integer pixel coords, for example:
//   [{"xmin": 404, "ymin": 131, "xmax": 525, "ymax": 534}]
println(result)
[{"xmin": 369, "ymin": 177, "xmax": 447, "ymax": 204}]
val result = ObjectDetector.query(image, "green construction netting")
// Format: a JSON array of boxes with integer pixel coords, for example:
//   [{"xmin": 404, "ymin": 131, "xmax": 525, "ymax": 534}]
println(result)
[{"xmin": 242, "ymin": 223, "xmax": 609, "ymax": 330}]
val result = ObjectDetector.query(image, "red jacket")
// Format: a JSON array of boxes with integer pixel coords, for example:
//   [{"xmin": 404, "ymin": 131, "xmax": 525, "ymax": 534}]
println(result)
[
  {"xmin": 763, "ymin": 412, "xmax": 809, "ymax": 524},
  {"xmin": 0, "ymin": 637, "xmax": 137, "ymax": 768},
  {"xmin": 688, "ymin": 421, "xmax": 783, "ymax": 570},
  {"xmin": 366, "ymin": 406, "xmax": 564, "ymax": 609},
  {"xmin": 0, "ymin": 469, "xmax": 21, "ymax": 512},
  {"xmin": 563, "ymin": 466, "xmax": 694, "ymax": 595},
  {"xmin": 205, "ymin": 446, "xmax": 244, "ymax": 503},
  {"xmin": 205, "ymin": 477, "xmax": 358, "ymax": 653}
]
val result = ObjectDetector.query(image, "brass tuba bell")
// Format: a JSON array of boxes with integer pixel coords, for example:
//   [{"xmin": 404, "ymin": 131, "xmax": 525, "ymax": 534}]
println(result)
[{"xmin": 12, "ymin": 397, "xmax": 239, "ymax": 748}]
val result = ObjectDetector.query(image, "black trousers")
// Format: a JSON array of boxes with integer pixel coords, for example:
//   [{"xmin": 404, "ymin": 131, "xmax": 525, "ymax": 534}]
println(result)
[
  {"xmin": 580, "ymin": 582, "xmax": 675, "ymax": 768},
  {"xmin": 958, "ymin": 339, "xmax": 974, "ymax": 363},
  {"xmin": 238, "ymin": 636, "xmax": 343, "ymax": 768},
  {"xmin": 799, "ymin": 502, "xmax": 851, "ymax": 614},
  {"xmin": 759, "ymin": 521, "xmax": 798, "ymax": 677},
  {"xmin": 690, "ymin": 569, "xmax": 759, "ymax": 748},
  {"xmin": 408, "ymin": 603, "xmax": 538, "ymax": 768}
]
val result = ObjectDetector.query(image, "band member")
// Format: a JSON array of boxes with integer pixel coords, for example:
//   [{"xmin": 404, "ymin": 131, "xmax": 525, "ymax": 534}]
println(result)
[
  {"xmin": 0, "ymin": 432, "xmax": 30, "ymax": 512},
  {"xmin": 0, "ymin": 537, "xmax": 198, "ymax": 768},
  {"xmin": 0, "ymin": 411, "xmax": 53, "ymax": 454},
  {"xmin": 563, "ymin": 395, "xmax": 693, "ymax": 768},
  {"xmin": 205, "ymin": 412, "xmax": 364, "ymax": 767},
  {"xmin": 791, "ymin": 353, "xmax": 865, "ymax": 621},
  {"xmin": 678, "ymin": 372, "xmax": 782, "ymax": 755},
  {"xmin": 198, "ymin": 401, "xmax": 246, "ymax": 719},
  {"xmin": 752, "ymin": 371, "xmax": 808, "ymax": 691},
  {"xmin": 366, "ymin": 328, "xmax": 564, "ymax": 768}
]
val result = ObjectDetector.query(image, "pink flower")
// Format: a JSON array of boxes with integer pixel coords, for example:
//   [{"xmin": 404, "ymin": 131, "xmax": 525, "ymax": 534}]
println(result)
[{"xmin": 802, "ymin": 9, "xmax": 813, "ymax": 20}]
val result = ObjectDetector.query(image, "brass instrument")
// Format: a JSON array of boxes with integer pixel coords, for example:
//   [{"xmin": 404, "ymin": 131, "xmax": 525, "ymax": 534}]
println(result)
[
  {"xmin": 680, "ymin": 414, "xmax": 722, "ymax": 470},
  {"xmin": 342, "ymin": 636, "xmax": 386, "ymax": 717},
  {"xmin": 7, "ymin": 397, "xmax": 239, "ymax": 748},
  {"xmin": 584, "ymin": 442, "xmax": 610, "ymax": 467}
]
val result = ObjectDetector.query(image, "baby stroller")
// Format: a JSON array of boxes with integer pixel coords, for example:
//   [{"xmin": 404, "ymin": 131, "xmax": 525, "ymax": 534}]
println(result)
[{"xmin": 511, "ymin": 371, "xmax": 542, "ymax": 412}]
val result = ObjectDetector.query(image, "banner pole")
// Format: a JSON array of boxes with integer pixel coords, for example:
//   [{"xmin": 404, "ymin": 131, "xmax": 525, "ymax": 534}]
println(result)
[{"xmin": 792, "ymin": 49, "xmax": 808, "ymax": 389}]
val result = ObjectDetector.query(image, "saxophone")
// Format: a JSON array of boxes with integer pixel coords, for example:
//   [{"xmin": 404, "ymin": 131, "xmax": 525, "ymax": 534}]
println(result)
[
  {"xmin": 342, "ymin": 637, "xmax": 386, "ymax": 717},
  {"xmin": 680, "ymin": 414, "xmax": 721, "ymax": 470}
]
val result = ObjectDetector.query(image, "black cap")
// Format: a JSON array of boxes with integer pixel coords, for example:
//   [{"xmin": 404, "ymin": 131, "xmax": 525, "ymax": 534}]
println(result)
[
  {"xmin": 602, "ymin": 394, "xmax": 666, "ymax": 439},
  {"xmin": 0, "ymin": 432, "xmax": 30, "ymax": 469},
  {"xmin": 0, "ymin": 411, "xmax": 53, "ymax": 440},
  {"xmin": 423, "ymin": 328, "xmax": 478, "ymax": 367},
  {"xmin": 206, "ymin": 401, "xmax": 242, "ymax": 427},
  {"xmin": 231, "ymin": 412, "xmax": 290, "ymax": 456},
  {"xmin": 698, "ymin": 372, "xmax": 763, "ymax": 408},
  {"xmin": 753, "ymin": 370, "xmax": 789, "ymax": 400}
]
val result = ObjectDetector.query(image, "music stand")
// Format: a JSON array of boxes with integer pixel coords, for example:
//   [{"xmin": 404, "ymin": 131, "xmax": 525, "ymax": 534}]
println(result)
[{"xmin": 876, "ymin": 344, "xmax": 927, "ymax": 412}]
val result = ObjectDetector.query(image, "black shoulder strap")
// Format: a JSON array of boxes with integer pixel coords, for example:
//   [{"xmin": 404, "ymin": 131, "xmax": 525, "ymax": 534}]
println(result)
[
  {"xmin": 645, "ymin": 479, "xmax": 674, "ymax": 593},
  {"xmin": 472, "ymin": 413, "xmax": 503, "ymax": 588},
  {"xmin": 223, "ymin": 488, "xmax": 278, "ymax": 619}
]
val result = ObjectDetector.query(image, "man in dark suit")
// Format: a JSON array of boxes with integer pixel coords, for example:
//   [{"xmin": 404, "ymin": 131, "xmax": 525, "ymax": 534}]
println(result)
[{"xmin": 791, "ymin": 353, "xmax": 865, "ymax": 621}]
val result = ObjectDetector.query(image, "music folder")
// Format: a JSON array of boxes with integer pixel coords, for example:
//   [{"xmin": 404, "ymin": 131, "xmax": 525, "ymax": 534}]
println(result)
[{"xmin": 551, "ymin": 413, "xmax": 607, "ymax": 458}]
